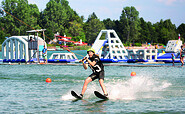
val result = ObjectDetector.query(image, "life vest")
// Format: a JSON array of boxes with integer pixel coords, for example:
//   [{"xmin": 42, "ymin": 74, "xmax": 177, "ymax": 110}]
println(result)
[{"xmin": 88, "ymin": 54, "xmax": 104, "ymax": 73}]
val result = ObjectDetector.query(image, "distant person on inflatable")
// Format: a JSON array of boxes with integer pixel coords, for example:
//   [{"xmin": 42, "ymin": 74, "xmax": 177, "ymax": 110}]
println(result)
[
  {"xmin": 180, "ymin": 45, "xmax": 184, "ymax": 66},
  {"xmin": 79, "ymin": 48, "xmax": 108, "ymax": 98},
  {"xmin": 171, "ymin": 53, "xmax": 175, "ymax": 66},
  {"xmin": 42, "ymin": 45, "xmax": 47, "ymax": 63},
  {"xmin": 162, "ymin": 50, "xmax": 165, "ymax": 54}
]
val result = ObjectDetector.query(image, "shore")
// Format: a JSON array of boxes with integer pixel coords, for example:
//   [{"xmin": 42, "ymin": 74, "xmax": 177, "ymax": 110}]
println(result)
[
  {"xmin": 47, "ymin": 45, "xmax": 91, "ymax": 51},
  {"xmin": 0, "ymin": 45, "xmax": 165, "ymax": 52},
  {"xmin": 47, "ymin": 45, "xmax": 165, "ymax": 51},
  {"xmin": 125, "ymin": 45, "xmax": 165, "ymax": 49}
]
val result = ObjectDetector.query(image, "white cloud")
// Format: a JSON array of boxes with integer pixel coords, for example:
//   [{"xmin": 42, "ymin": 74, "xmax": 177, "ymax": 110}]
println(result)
[
  {"xmin": 135, "ymin": 6, "xmax": 142, "ymax": 12},
  {"xmin": 157, "ymin": 0, "xmax": 185, "ymax": 5},
  {"xmin": 28, "ymin": 0, "xmax": 36, "ymax": 4},
  {"xmin": 108, "ymin": 0, "xmax": 127, "ymax": 2},
  {"xmin": 157, "ymin": 0, "xmax": 175, "ymax": 5}
]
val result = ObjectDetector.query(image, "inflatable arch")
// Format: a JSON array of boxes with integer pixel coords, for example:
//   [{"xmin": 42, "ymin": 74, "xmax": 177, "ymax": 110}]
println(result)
[{"xmin": 2, "ymin": 35, "xmax": 46, "ymax": 63}]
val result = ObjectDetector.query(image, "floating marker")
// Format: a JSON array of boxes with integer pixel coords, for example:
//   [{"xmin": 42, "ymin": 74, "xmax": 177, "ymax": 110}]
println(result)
[
  {"xmin": 131, "ymin": 72, "xmax": 136, "ymax": 76},
  {"xmin": 46, "ymin": 78, "xmax": 52, "ymax": 83}
]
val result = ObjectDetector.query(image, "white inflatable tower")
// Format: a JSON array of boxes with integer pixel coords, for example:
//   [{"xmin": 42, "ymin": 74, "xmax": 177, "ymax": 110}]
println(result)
[
  {"xmin": 165, "ymin": 34, "xmax": 182, "ymax": 53},
  {"xmin": 92, "ymin": 30, "xmax": 128, "ymax": 62}
]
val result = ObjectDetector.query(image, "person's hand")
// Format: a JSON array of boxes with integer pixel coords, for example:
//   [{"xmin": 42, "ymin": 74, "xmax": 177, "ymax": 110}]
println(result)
[
  {"xmin": 79, "ymin": 57, "xmax": 87, "ymax": 62},
  {"xmin": 79, "ymin": 59, "xmax": 83, "ymax": 62},
  {"xmin": 83, "ymin": 57, "xmax": 87, "ymax": 61}
]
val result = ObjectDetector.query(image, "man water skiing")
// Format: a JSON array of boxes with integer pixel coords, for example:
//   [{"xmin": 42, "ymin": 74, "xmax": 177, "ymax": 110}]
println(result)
[{"xmin": 78, "ymin": 48, "xmax": 108, "ymax": 99}]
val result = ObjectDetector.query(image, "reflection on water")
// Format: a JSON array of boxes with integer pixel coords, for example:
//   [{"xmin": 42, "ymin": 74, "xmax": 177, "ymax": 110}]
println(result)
[{"xmin": 80, "ymin": 99, "xmax": 108, "ymax": 113}]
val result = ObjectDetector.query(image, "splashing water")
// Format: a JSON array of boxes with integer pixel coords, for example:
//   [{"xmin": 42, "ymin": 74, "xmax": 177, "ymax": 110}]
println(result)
[
  {"xmin": 61, "ymin": 91, "xmax": 74, "ymax": 100},
  {"xmin": 107, "ymin": 76, "xmax": 172, "ymax": 100},
  {"xmin": 61, "ymin": 76, "xmax": 172, "ymax": 101},
  {"xmin": 61, "ymin": 83, "xmax": 99, "ymax": 100}
]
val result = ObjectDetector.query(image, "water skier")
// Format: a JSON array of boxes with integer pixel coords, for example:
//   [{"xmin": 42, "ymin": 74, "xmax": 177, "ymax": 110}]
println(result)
[{"xmin": 79, "ymin": 48, "xmax": 108, "ymax": 98}]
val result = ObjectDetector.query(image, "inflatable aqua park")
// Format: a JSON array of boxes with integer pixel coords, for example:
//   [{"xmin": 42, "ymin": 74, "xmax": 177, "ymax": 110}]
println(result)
[
  {"xmin": 127, "ymin": 35, "xmax": 184, "ymax": 63},
  {"xmin": 2, "ymin": 29, "xmax": 184, "ymax": 64}
]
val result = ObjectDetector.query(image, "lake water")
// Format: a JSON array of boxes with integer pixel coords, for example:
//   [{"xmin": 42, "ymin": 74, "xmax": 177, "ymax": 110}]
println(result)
[{"xmin": 0, "ymin": 50, "xmax": 185, "ymax": 113}]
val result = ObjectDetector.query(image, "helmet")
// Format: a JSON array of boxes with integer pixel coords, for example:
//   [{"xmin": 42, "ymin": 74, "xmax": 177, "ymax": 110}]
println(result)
[{"xmin": 87, "ymin": 48, "xmax": 95, "ymax": 53}]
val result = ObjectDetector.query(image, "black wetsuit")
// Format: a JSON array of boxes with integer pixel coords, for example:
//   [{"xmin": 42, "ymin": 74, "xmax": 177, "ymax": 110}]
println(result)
[{"xmin": 87, "ymin": 54, "xmax": 104, "ymax": 81}]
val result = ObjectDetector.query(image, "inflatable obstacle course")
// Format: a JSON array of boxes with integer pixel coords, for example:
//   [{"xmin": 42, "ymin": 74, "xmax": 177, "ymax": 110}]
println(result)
[{"xmin": 91, "ymin": 30, "xmax": 128, "ymax": 63}]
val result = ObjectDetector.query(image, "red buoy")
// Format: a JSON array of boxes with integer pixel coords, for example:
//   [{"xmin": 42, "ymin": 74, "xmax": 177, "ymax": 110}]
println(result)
[
  {"xmin": 46, "ymin": 78, "xmax": 52, "ymax": 83},
  {"xmin": 131, "ymin": 72, "xmax": 136, "ymax": 76}
]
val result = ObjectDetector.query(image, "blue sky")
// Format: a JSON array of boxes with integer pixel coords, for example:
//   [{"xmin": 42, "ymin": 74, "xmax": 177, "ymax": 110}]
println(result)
[{"xmin": 1, "ymin": 0, "xmax": 185, "ymax": 27}]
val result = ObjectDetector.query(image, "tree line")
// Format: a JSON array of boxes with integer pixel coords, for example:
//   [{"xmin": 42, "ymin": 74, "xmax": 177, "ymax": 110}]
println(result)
[{"xmin": 0, "ymin": 0, "xmax": 185, "ymax": 46}]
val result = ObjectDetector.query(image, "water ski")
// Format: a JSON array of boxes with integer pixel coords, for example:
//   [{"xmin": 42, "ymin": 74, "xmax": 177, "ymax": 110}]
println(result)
[
  {"xmin": 94, "ymin": 91, "xmax": 108, "ymax": 100},
  {"xmin": 71, "ymin": 91, "xmax": 82, "ymax": 99}
]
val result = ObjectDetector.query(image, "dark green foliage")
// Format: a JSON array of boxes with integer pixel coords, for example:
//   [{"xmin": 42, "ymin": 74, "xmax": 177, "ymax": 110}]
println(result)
[
  {"xmin": 103, "ymin": 18, "xmax": 116, "ymax": 30},
  {"xmin": 0, "ymin": 1, "xmax": 184, "ymax": 46},
  {"xmin": 40, "ymin": 0, "xmax": 85, "ymax": 42},
  {"xmin": 103, "ymin": 6, "xmax": 181, "ymax": 46},
  {"xmin": 0, "ymin": 0, "xmax": 41, "ymax": 40},
  {"xmin": 153, "ymin": 19, "xmax": 177, "ymax": 45},
  {"xmin": 134, "ymin": 43, "xmax": 142, "ymax": 46},
  {"xmin": 44, "ymin": 28, "xmax": 54, "ymax": 42},
  {"xmin": 84, "ymin": 12, "xmax": 105, "ymax": 44},
  {"xmin": 177, "ymin": 23, "xmax": 185, "ymax": 42},
  {"xmin": 0, "ymin": 27, "xmax": 7, "ymax": 44},
  {"xmin": 68, "ymin": 20, "xmax": 86, "ymax": 42},
  {"xmin": 139, "ymin": 17, "xmax": 150, "ymax": 43}
]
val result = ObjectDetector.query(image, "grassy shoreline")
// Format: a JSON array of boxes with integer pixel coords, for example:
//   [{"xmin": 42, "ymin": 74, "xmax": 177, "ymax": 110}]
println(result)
[
  {"xmin": 0, "ymin": 44, "xmax": 165, "ymax": 52},
  {"xmin": 47, "ymin": 45, "xmax": 91, "ymax": 51},
  {"xmin": 64, "ymin": 46, "xmax": 91, "ymax": 50}
]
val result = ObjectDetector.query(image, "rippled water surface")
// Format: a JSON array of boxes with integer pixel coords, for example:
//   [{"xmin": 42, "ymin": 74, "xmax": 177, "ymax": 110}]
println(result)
[{"xmin": 0, "ymin": 50, "xmax": 185, "ymax": 113}]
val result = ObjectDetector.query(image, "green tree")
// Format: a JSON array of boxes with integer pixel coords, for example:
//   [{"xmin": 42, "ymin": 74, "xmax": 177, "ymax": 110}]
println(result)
[
  {"xmin": 28, "ymin": 4, "xmax": 41, "ymax": 30},
  {"xmin": 147, "ymin": 22, "xmax": 157, "ymax": 43},
  {"xmin": 139, "ymin": 17, "xmax": 150, "ymax": 43},
  {"xmin": 113, "ymin": 20, "xmax": 123, "ymax": 42},
  {"xmin": 60, "ymin": 0, "xmax": 85, "ymax": 41},
  {"xmin": 42, "ymin": 0, "xmax": 67, "ymax": 35},
  {"xmin": 14, "ymin": 0, "xmax": 31, "ymax": 35},
  {"xmin": 163, "ymin": 19, "xmax": 177, "ymax": 41},
  {"xmin": 0, "ymin": 24, "xmax": 7, "ymax": 44},
  {"xmin": 41, "ymin": 0, "xmax": 84, "ymax": 42},
  {"xmin": 154, "ymin": 19, "xmax": 177, "ymax": 45},
  {"xmin": 139, "ymin": 18, "xmax": 157, "ymax": 44},
  {"xmin": 68, "ymin": 20, "xmax": 86, "ymax": 42},
  {"xmin": 119, "ymin": 6, "xmax": 140, "ymax": 44},
  {"xmin": 44, "ymin": 28, "xmax": 54, "ymax": 42},
  {"xmin": 177, "ymin": 23, "xmax": 185, "ymax": 42},
  {"xmin": 61, "ymin": 0, "xmax": 82, "ymax": 23},
  {"xmin": 103, "ymin": 18, "xmax": 116, "ymax": 30},
  {"xmin": 84, "ymin": 12, "xmax": 105, "ymax": 44},
  {"xmin": 1, "ymin": 0, "xmax": 19, "ymax": 35},
  {"xmin": 0, "ymin": 0, "xmax": 40, "ymax": 36}
]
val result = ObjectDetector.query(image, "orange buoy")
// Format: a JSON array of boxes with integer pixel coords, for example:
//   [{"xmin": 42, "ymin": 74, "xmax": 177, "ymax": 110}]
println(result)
[
  {"xmin": 46, "ymin": 78, "xmax": 52, "ymax": 83},
  {"xmin": 131, "ymin": 72, "xmax": 136, "ymax": 76}
]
